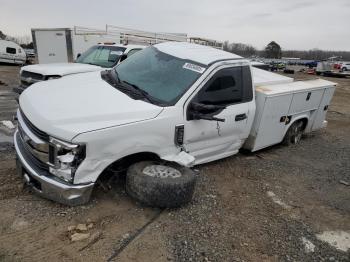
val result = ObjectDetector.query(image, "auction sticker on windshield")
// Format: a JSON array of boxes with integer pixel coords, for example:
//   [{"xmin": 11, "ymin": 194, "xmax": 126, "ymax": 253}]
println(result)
[{"xmin": 183, "ymin": 63, "xmax": 206, "ymax": 74}]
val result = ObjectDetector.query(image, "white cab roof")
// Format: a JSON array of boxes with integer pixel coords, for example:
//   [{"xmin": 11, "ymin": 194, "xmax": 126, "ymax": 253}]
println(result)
[
  {"xmin": 252, "ymin": 67, "xmax": 294, "ymax": 87},
  {"xmin": 153, "ymin": 42, "xmax": 303, "ymax": 88},
  {"xmin": 154, "ymin": 42, "xmax": 242, "ymax": 65}
]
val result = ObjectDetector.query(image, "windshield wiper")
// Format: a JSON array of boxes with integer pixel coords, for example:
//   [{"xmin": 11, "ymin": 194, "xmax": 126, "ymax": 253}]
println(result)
[
  {"xmin": 121, "ymin": 80, "xmax": 155, "ymax": 104},
  {"xmin": 101, "ymin": 71, "xmax": 161, "ymax": 105},
  {"xmin": 112, "ymin": 69, "xmax": 121, "ymax": 83}
]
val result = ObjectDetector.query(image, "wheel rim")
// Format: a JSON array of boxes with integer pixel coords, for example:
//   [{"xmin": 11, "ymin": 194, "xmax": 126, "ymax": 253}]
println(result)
[
  {"xmin": 291, "ymin": 122, "xmax": 303, "ymax": 144},
  {"xmin": 143, "ymin": 165, "xmax": 182, "ymax": 178}
]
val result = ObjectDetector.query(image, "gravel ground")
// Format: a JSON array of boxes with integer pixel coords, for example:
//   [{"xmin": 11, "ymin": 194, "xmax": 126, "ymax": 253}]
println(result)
[{"xmin": 0, "ymin": 65, "xmax": 349, "ymax": 261}]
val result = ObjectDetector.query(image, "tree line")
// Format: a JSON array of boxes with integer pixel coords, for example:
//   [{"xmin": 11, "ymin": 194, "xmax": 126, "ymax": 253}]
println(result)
[{"xmin": 223, "ymin": 40, "xmax": 350, "ymax": 61}]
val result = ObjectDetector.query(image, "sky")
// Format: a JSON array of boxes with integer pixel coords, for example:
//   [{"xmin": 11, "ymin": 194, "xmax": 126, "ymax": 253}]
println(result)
[{"xmin": 1, "ymin": 0, "xmax": 350, "ymax": 51}]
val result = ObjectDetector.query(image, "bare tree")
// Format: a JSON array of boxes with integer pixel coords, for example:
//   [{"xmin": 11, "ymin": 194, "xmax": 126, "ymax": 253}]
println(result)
[
  {"xmin": 224, "ymin": 42, "xmax": 257, "ymax": 57},
  {"xmin": 0, "ymin": 30, "xmax": 7, "ymax": 40},
  {"xmin": 265, "ymin": 41, "xmax": 282, "ymax": 59}
]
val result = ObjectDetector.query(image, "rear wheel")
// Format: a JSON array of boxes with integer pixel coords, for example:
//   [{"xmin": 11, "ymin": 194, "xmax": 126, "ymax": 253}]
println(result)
[{"xmin": 283, "ymin": 121, "xmax": 304, "ymax": 146}]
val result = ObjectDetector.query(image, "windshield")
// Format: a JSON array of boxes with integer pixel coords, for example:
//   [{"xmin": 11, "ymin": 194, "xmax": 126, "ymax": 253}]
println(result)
[
  {"xmin": 76, "ymin": 45, "xmax": 126, "ymax": 68},
  {"xmin": 115, "ymin": 46, "xmax": 205, "ymax": 105}
]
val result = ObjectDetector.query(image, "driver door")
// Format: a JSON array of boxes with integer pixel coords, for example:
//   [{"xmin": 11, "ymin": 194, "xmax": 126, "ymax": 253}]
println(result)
[{"xmin": 183, "ymin": 66, "xmax": 254, "ymax": 164}]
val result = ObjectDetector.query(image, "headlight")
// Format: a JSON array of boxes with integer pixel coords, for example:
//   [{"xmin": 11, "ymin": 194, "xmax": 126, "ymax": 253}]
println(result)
[
  {"xmin": 47, "ymin": 75, "xmax": 61, "ymax": 80},
  {"xmin": 48, "ymin": 137, "xmax": 85, "ymax": 183}
]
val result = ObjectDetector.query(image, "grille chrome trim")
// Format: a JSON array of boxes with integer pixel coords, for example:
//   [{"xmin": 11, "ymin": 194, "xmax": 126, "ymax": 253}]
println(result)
[
  {"xmin": 16, "ymin": 131, "xmax": 49, "ymax": 171},
  {"xmin": 19, "ymin": 109, "xmax": 49, "ymax": 142},
  {"xmin": 18, "ymin": 127, "xmax": 49, "ymax": 164},
  {"xmin": 17, "ymin": 110, "xmax": 50, "ymax": 170}
]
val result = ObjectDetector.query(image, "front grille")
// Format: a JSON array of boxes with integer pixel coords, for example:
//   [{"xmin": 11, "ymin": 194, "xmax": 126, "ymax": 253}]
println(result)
[
  {"xmin": 20, "ymin": 109, "xmax": 50, "ymax": 142},
  {"xmin": 16, "ymin": 132, "xmax": 49, "ymax": 172},
  {"xmin": 20, "ymin": 80, "xmax": 31, "ymax": 88},
  {"xmin": 21, "ymin": 70, "xmax": 44, "ymax": 80}
]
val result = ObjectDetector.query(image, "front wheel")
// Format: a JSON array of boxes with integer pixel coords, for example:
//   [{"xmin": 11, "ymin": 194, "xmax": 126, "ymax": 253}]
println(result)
[
  {"xmin": 126, "ymin": 161, "xmax": 197, "ymax": 208},
  {"xmin": 282, "ymin": 121, "xmax": 304, "ymax": 146}
]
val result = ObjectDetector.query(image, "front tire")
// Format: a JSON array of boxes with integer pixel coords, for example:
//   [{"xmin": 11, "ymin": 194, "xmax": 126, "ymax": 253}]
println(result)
[
  {"xmin": 126, "ymin": 161, "xmax": 197, "ymax": 208},
  {"xmin": 283, "ymin": 121, "xmax": 304, "ymax": 146}
]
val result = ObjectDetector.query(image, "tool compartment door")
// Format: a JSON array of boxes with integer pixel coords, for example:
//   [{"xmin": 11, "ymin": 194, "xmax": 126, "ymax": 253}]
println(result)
[
  {"xmin": 311, "ymin": 87, "xmax": 336, "ymax": 130},
  {"xmin": 288, "ymin": 89, "xmax": 324, "ymax": 114},
  {"xmin": 253, "ymin": 94, "xmax": 293, "ymax": 150}
]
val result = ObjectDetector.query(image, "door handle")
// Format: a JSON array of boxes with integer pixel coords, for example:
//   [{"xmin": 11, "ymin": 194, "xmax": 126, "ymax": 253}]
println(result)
[{"xmin": 235, "ymin": 113, "xmax": 247, "ymax": 121}]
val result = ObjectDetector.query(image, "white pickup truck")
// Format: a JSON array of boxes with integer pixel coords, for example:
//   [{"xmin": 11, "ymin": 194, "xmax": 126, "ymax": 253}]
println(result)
[
  {"xmin": 14, "ymin": 42, "xmax": 336, "ymax": 206},
  {"xmin": 13, "ymin": 43, "xmax": 143, "ymax": 94}
]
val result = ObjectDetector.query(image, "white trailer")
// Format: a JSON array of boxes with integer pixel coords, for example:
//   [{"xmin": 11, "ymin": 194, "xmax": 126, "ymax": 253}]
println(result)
[
  {"xmin": 31, "ymin": 27, "xmax": 121, "ymax": 64},
  {"xmin": 31, "ymin": 26, "xmax": 189, "ymax": 64},
  {"xmin": 0, "ymin": 40, "xmax": 26, "ymax": 65}
]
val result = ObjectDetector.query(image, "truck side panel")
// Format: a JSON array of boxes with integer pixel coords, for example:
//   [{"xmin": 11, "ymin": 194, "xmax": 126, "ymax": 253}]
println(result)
[
  {"xmin": 243, "ymin": 79, "xmax": 336, "ymax": 152},
  {"xmin": 249, "ymin": 94, "xmax": 293, "ymax": 151},
  {"xmin": 310, "ymin": 87, "xmax": 336, "ymax": 130}
]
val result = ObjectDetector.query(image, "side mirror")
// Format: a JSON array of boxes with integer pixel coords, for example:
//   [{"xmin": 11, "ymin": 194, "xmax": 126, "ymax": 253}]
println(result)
[
  {"xmin": 119, "ymin": 54, "xmax": 127, "ymax": 62},
  {"xmin": 187, "ymin": 102, "xmax": 226, "ymax": 122},
  {"xmin": 76, "ymin": 53, "xmax": 81, "ymax": 59}
]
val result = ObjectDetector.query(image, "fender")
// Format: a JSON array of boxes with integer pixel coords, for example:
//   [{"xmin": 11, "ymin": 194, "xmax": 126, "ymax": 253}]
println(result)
[{"xmin": 282, "ymin": 114, "xmax": 310, "ymax": 138}]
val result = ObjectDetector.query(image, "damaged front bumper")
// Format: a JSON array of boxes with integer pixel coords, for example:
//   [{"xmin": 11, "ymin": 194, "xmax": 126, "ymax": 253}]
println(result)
[{"xmin": 14, "ymin": 130, "xmax": 94, "ymax": 206}]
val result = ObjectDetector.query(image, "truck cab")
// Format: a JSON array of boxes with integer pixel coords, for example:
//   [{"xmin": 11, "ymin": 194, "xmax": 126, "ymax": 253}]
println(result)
[{"xmin": 13, "ymin": 43, "xmax": 144, "ymax": 94}]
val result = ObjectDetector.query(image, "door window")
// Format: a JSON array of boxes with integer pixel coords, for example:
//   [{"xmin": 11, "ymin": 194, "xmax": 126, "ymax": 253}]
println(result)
[
  {"xmin": 6, "ymin": 47, "xmax": 16, "ymax": 54},
  {"xmin": 196, "ymin": 66, "xmax": 252, "ymax": 105}
]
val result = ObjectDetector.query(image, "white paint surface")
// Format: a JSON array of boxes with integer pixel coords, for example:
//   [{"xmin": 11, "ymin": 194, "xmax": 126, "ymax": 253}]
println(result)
[
  {"xmin": 155, "ymin": 42, "xmax": 242, "ymax": 65},
  {"xmin": 316, "ymin": 231, "xmax": 350, "ymax": 252}
]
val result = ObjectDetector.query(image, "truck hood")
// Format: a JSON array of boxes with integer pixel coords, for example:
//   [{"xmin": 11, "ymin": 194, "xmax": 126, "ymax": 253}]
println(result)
[
  {"xmin": 19, "ymin": 71, "xmax": 164, "ymax": 141},
  {"xmin": 21, "ymin": 63, "xmax": 102, "ymax": 76}
]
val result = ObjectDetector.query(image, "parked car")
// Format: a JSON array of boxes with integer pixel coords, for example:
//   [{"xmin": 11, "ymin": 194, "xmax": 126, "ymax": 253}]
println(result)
[
  {"xmin": 24, "ymin": 49, "xmax": 35, "ymax": 64},
  {"xmin": 13, "ymin": 43, "xmax": 144, "ymax": 94},
  {"xmin": 14, "ymin": 42, "xmax": 336, "ymax": 206},
  {"xmin": 250, "ymin": 61, "xmax": 270, "ymax": 71},
  {"xmin": 305, "ymin": 61, "xmax": 318, "ymax": 68},
  {"xmin": 0, "ymin": 39, "xmax": 26, "ymax": 65},
  {"xmin": 341, "ymin": 62, "xmax": 350, "ymax": 71}
]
